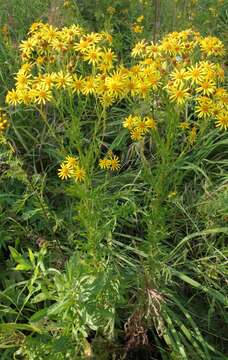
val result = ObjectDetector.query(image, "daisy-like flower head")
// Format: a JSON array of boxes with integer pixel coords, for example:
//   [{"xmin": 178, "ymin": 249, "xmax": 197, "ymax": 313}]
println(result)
[
  {"xmin": 168, "ymin": 84, "xmax": 191, "ymax": 105},
  {"xmin": 58, "ymin": 163, "xmax": 72, "ymax": 180},
  {"xmin": 215, "ymin": 112, "xmax": 228, "ymax": 130},
  {"xmin": 130, "ymin": 128, "xmax": 144, "ymax": 141},
  {"xmin": 131, "ymin": 40, "xmax": 147, "ymax": 58},
  {"xmin": 83, "ymin": 45, "xmax": 103, "ymax": 66},
  {"xmin": 135, "ymin": 119, "xmax": 149, "ymax": 134},
  {"xmin": 195, "ymin": 96, "xmax": 213, "ymax": 118},
  {"xmin": 200, "ymin": 36, "xmax": 225, "ymax": 57},
  {"xmin": 64, "ymin": 155, "xmax": 78, "ymax": 169},
  {"xmin": 109, "ymin": 155, "xmax": 120, "ymax": 171},
  {"xmin": 5, "ymin": 89, "xmax": 21, "ymax": 106},
  {"xmin": 54, "ymin": 71, "xmax": 73, "ymax": 90},
  {"xmin": 71, "ymin": 75, "xmax": 84, "ymax": 95},
  {"xmin": 105, "ymin": 71, "xmax": 126, "ymax": 97},
  {"xmin": 170, "ymin": 68, "xmax": 188, "ymax": 86},
  {"xmin": 123, "ymin": 115, "xmax": 139, "ymax": 130},
  {"xmin": 99, "ymin": 158, "xmax": 111, "ymax": 169},
  {"xmin": 144, "ymin": 116, "xmax": 157, "ymax": 130},
  {"xmin": 72, "ymin": 166, "xmax": 86, "ymax": 182},
  {"xmin": 196, "ymin": 79, "xmax": 216, "ymax": 96},
  {"xmin": 33, "ymin": 83, "xmax": 53, "ymax": 105},
  {"xmin": 186, "ymin": 64, "xmax": 204, "ymax": 84},
  {"xmin": 82, "ymin": 76, "xmax": 97, "ymax": 96},
  {"xmin": 74, "ymin": 38, "xmax": 91, "ymax": 53},
  {"xmin": 99, "ymin": 152, "xmax": 120, "ymax": 171},
  {"xmin": 179, "ymin": 121, "xmax": 190, "ymax": 130},
  {"xmin": 102, "ymin": 48, "xmax": 117, "ymax": 65}
]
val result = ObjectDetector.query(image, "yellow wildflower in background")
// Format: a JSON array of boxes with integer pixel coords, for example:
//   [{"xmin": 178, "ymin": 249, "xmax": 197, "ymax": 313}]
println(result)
[
  {"xmin": 200, "ymin": 36, "xmax": 225, "ymax": 56},
  {"xmin": 132, "ymin": 24, "xmax": 144, "ymax": 33},
  {"xmin": 179, "ymin": 122, "xmax": 190, "ymax": 130},
  {"xmin": 0, "ymin": 112, "xmax": 9, "ymax": 133}
]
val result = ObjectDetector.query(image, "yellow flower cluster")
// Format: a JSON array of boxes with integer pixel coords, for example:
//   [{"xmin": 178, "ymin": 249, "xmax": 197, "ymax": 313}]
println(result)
[
  {"xmin": 58, "ymin": 155, "xmax": 86, "ymax": 182},
  {"xmin": 123, "ymin": 115, "xmax": 156, "ymax": 141},
  {"xmin": 99, "ymin": 151, "xmax": 120, "ymax": 171},
  {"xmin": 0, "ymin": 112, "xmax": 9, "ymax": 133},
  {"xmin": 5, "ymin": 25, "xmax": 227, "ymax": 130}
]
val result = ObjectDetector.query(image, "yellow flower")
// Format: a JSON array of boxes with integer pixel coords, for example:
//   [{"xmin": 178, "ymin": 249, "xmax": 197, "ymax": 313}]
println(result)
[
  {"xmin": 144, "ymin": 117, "xmax": 157, "ymax": 129},
  {"xmin": 168, "ymin": 84, "xmax": 190, "ymax": 105},
  {"xmin": 109, "ymin": 155, "xmax": 120, "ymax": 171},
  {"xmin": 105, "ymin": 71, "xmax": 126, "ymax": 97},
  {"xmin": 145, "ymin": 42, "xmax": 161, "ymax": 58},
  {"xmin": 123, "ymin": 115, "xmax": 139, "ymax": 130},
  {"xmin": 71, "ymin": 75, "xmax": 84, "ymax": 95},
  {"xmin": 100, "ymin": 31, "xmax": 113, "ymax": 44},
  {"xmin": 215, "ymin": 88, "xmax": 228, "ymax": 105},
  {"xmin": 215, "ymin": 112, "xmax": 228, "ymax": 130},
  {"xmin": 58, "ymin": 163, "xmax": 72, "ymax": 180},
  {"xmin": 200, "ymin": 36, "xmax": 225, "ymax": 56},
  {"xmin": 186, "ymin": 64, "xmax": 204, "ymax": 84},
  {"xmin": 83, "ymin": 46, "xmax": 102, "ymax": 65},
  {"xmin": 125, "ymin": 77, "xmax": 140, "ymax": 96},
  {"xmin": 136, "ymin": 15, "xmax": 144, "ymax": 23},
  {"xmin": 54, "ymin": 71, "xmax": 73, "ymax": 89},
  {"xmin": 82, "ymin": 76, "xmax": 96, "ymax": 95},
  {"xmin": 179, "ymin": 122, "xmax": 190, "ymax": 130},
  {"xmin": 196, "ymin": 80, "xmax": 216, "ymax": 96},
  {"xmin": 84, "ymin": 32, "xmax": 102, "ymax": 45},
  {"xmin": 195, "ymin": 97, "xmax": 213, "ymax": 118},
  {"xmin": 40, "ymin": 73, "xmax": 55, "ymax": 89},
  {"xmin": 102, "ymin": 48, "xmax": 117, "ymax": 65},
  {"xmin": 19, "ymin": 38, "xmax": 35, "ymax": 56},
  {"xmin": 99, "ymin": 158, "xmax": 111, "ymax": 169},
  {"xmin": 137, "ymin": 80, "xmax": 151, "ymax": 98},
  {"xmin": 15, "ymin": 72, "xmax": 31, "ymax": 88},
  {"xmin": 131, "ymin": 40, "xmax": 147, "ymax": 57},
  {"xmin": 132, "ymin": 24, "xmax": 144, "ymax": 33},
  {"xmin": 170, "ymin": 68, "xmax": 188, "ymax": 86},
  {"xmin": 99, "ymin": 152, "xmax": 120, "ymax": 171},
  {"xmin": 33, "ymin": 84, "xmax": 53, "ymax": 105},
  {"xmin": 135, "ymin": 120, "xmax": 148, "ymax": 134},
  {"xmin": 5, "ymin": 89, "xmax": 21, "ymax": 106},
  {"xmin": 0, "ymin": 113, "xmax": 9, "ymax": 132},
  {"xmin": 64, "ymin": 155, "xmax": 78, "ymax": 168},
  {"xmin": 74, "ymin": 38, "xmax": 91, "ymax": 53},
  {"xmin": 130, "ymin": 128, "xmax": 144, "ymax": 141},
  {"xmin": 72, "ymin": 166, "xmax": 86, "ymax": 182}
]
